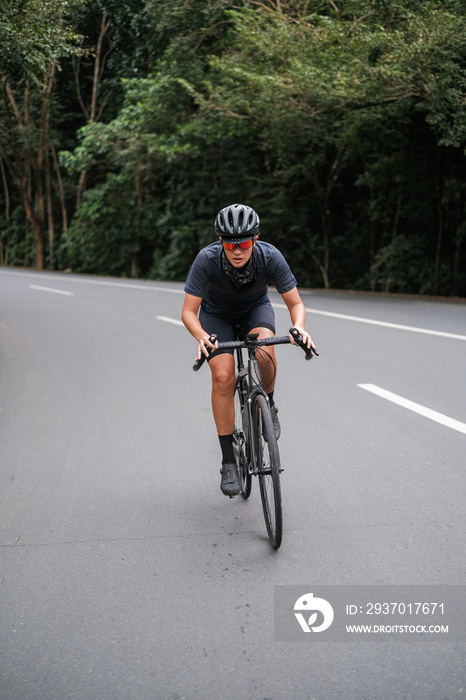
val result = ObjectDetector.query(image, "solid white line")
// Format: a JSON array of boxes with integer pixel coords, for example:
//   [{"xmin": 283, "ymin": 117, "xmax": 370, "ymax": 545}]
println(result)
[
  {"xmin": 272, "ymin": 303, "xmax": 466, "ymax": 341},
  {"xmin": 157, "ymin": 315, "xmax": 184, "ymax": 327},
  {"xmin": 30, "ymin": 285, "xmax": 74, "ymax": 296},
  {"xmin": 358, "ymin": 383, "xmax": 466, "ymax": 435}
]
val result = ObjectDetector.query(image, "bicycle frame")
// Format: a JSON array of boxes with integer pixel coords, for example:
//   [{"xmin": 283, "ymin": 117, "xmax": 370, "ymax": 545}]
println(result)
[{"xmin": 234, "ymin": 340, "xmax": 274, "ymax": 477}]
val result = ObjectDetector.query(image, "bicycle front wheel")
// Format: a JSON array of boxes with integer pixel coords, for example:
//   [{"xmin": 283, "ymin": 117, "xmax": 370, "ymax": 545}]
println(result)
[{"xmin": 252, "ymin": 394, "xmax": 282, "ymax": 549}]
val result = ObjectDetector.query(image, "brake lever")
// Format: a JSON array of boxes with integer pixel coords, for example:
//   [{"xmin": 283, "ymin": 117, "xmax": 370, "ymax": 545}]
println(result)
[
  {"xmin": 289, "ymin": 327, "xmax": 319, "ymax": 360},
  {"xmin": 192, "ymin": 334, "xmax": 218, "ymax": 371}
]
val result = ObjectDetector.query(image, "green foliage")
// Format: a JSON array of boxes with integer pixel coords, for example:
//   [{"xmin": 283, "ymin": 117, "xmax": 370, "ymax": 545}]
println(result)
[
  {"xmin": 2, "ymin": 0, "xmax": 466, "ymax": 295},
  {"xmin": 0, "ymin": 0, "xmax": 81, "ymax": 81},
  {"xmin": 193, "ymin": 0, "xmax": 466, "ymax": 293},
  {"xmin": 0, "ymin": 206, "xmax": 32, "ymax": 267},
  {"xmin": 63, "ymin": 172, "xmax": 156, "ymax": 276}
]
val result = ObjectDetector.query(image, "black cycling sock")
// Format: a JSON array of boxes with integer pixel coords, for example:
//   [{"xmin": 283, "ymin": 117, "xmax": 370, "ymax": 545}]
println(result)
[
  {"xmin": 267, "ymin": 390, "xmax": 275, "ymax": 407},
  {"xmin": 219, "ymin": 434, "xmax": 235, "ymax": 463}
]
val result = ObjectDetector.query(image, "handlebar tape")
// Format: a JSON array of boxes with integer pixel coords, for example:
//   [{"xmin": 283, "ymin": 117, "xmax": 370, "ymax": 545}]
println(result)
[
  {"xmin": 289, "ymin": 327, "xmax": 319, "ymax": 360},
  {"xmin": 192, "ymin": 334, "xmax": 217, "ymax": 372}
]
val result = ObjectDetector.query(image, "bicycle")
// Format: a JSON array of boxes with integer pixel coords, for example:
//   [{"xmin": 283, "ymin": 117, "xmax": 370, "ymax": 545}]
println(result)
[{"xmin": 193, "ymin": 327, "xmax": 318, "ymax": 550}]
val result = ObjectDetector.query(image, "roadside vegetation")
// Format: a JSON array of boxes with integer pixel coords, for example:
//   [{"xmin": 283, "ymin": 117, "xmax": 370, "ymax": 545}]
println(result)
[{"xmin": 1, "ymin": 1, "xmax": 465, "ymax": 296}]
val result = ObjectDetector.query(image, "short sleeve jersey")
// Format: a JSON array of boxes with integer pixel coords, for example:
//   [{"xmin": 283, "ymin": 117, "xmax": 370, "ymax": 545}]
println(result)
[{"xmin": 184, "ymin": 240, "xmax": 297, "ymax": 315}]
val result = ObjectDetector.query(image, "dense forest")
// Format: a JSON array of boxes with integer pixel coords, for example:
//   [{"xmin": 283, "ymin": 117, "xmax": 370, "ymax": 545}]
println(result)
[{"xmin": 1, "ymin": 0, "xmax": 466, "ymax": 296}]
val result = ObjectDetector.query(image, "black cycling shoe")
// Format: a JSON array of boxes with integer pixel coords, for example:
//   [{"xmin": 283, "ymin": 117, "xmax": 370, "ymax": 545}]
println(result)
[{"xmin": 220, "ymin": 461, "xmax": 241, "ymax": 497}]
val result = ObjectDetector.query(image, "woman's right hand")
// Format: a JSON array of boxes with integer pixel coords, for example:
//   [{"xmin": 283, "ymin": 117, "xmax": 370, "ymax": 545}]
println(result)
[{"xmin": 197, "ymin": 334, "xmax": 218, "ymax": 360}]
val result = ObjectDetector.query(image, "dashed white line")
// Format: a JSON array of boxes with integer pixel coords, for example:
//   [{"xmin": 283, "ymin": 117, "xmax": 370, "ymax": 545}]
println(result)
[
  {"xmin": 157, "ymin": 315, "xmax": 184, "ymax": 327},
  {"xmin": 19, "ymin": 272, "xmax": 184, "ymax": 294},
  {"xmin": 358, "ymin": 383, "xmax": 466, "ymax": 435},
  {"xmin": 0, "ymin": 269, "xmax": 183, "ymax": 294},
  {"xmin": 29, "ymin": 285, "xmax": 74, "ymax": 296}
]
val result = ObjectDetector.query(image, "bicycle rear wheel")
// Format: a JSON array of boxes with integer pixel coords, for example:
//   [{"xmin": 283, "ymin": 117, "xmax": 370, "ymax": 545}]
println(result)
[
  {"xmin": 234, "ymin": 376, "xmax": 251, "ymax": 499},
  {"xmin": 252, "ymin": 394, "xmax": 282, "ymax": 549}
]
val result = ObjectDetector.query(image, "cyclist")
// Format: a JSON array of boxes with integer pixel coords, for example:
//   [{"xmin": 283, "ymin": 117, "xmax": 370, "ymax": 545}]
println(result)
[{"xmin": 181, "ymin": 203, "xmax": 315, "ymax": 497}]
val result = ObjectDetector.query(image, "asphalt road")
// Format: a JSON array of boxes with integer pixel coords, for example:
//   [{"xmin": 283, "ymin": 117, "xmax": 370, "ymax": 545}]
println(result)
[{"xmin": 1, "ymin": 268, "xmax": 465, "ymax": 700}]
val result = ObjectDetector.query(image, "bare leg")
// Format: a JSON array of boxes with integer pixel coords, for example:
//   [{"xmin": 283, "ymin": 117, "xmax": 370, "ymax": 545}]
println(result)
[
  {"xmin": 209, "ymin": 352, "xmax": 242, "ymax": 495},
  {"xmin": 209, "ymin": 353, "xmax": 236, "ymax": 434},
  {"xmin": 249, "ymin": 326, "xmax": 277, "ymax": 394}
]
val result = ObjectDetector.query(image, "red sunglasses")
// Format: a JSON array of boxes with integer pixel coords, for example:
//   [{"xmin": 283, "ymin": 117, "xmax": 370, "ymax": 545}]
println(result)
[{"xmin": 222, "ymin": 238, "xmax": 254, "ymax": 251}]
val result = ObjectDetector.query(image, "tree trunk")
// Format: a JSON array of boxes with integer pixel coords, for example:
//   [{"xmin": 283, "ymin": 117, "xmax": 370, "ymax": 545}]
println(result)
[
  {"xmin": 20, "ymin": 167, "xmax": 45, "ymax": 269},
  {"xmin": 76, "ymin": 169, "xmax": 87, "ymax": 208},
  {"xmin": 42, "ymin": 66, "xmax": 56, "ymax": 268},
  {"xmin": 2, "ymin": 72, "xmax": 57, "ymax": 270},
  {"xmin": 74, "ymin": 14, "xmax": 113, "ymax": 208},
  {"xmin": 451, "ymin": 205, "xmax": 464, "ymax": 297},
  {"xmin": 52, "ymin": 145, "xmax": 68, "ymax": 233},
  {"xmin": 310, "ymin": 146, "xmax": 346, "ymax": 289},
  {"xmin": 131, "ymin": 166, "xmax": 143, "ymax": 278},
  {"xmin": 385, "ymin": 194, "xmax": 402, "ymax": 294},
  {"xmin": 0, "ymin": 156, "xmax": 10, "ymax": 264},
  {"xmin": 46, "ymin": 152, "xmax": 55, "ymax": 268},
  {"xmin": 434, "ymin": 183, "xmax": 443, "ymax": 296}
]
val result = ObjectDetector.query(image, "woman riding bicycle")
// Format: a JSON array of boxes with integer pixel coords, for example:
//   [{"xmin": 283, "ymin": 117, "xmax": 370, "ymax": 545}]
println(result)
[{"xmin": 181, "ymin": 203, "xmax": 315, "ymax": 497}]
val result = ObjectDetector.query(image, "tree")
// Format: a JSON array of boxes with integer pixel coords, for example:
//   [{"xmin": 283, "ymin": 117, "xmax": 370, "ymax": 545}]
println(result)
[
  {"xmin": 60, "ymin": 0, "xmax": 242, "ymax": 277},
  {"xmin": 2, "ymin": 0, "xmax": 466, "ymax": 294},
  {"xmin": 0, "ymin": 0, "xmax": 80, "ymax": 82},
  {"xmin": 193, "ymin": 0, "xmax": 466, "ymax": 290},
  {"xmin": 0, "ymin": 0, "xmax": 81, "ymax": 268},
  {"xmin": 66, "ymin": 0, "xmax": 154, "ymax": 207}
]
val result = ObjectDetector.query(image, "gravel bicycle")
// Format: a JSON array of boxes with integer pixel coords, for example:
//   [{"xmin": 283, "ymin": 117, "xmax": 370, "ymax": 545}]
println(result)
[{"xmin": 193, "ymin": 327, "xmax": 318, "ymax": 550}]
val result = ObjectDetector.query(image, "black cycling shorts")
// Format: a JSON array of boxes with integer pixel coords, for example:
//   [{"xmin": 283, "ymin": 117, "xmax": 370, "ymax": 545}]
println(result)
[{"xmin": 199, "ymin": 300, "xmax": 276, "ymax": 359}]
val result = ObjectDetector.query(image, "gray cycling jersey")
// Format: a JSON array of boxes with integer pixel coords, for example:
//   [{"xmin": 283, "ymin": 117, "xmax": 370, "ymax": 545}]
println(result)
[{"xmin": 184, "ymin": 240, "xmax": 297, "ymax": 314}]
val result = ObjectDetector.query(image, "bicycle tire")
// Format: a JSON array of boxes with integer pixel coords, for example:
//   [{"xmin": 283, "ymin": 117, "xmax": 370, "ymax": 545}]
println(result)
[
  {"xmin": 252, "ymin": 394, "xmax": 282, "ymax": 549},
  {"xmin": 234, "ymin": 376, "xmax": 251, "ymax": 499}
]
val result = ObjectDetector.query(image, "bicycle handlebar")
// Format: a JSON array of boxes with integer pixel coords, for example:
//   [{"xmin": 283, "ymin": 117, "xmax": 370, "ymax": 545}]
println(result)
[{"xmin": 192, "ymin": 328, "xmax": 318, "ymax": 371}]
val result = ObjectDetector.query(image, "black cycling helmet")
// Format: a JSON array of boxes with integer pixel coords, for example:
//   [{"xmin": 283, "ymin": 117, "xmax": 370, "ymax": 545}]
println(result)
[{"xmin": 214, "ymin": 203, "xmax": 260, "ymax": 242}]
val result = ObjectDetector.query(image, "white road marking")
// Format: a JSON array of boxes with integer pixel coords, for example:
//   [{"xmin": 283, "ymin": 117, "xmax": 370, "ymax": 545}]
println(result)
[
  {"xmin": 66, "ymin": 281, "xmax": 184, "ymax": 294},
  {"xmin": 157, "ymin": 315, "xmax": 184, "ymax": 327},
  {"xmin": 29, "ymin": 285, "xmax": 74, "ymax": 296},
  {"xmin": 272, "ymin": 304, "xmax": 466, "ymax": 341},
  {"xmin": 358, "ymin": 383, "xmax": 466, "ymax": 435},
  {"xmin": 5, "ymin": 270, "xmax": 463, "ymax": 339},
  {"xmin": 1, "ymin": 269, "xmax": 183, "ymax": 294},
  {"xmin": 31, "ymin": 274, "xmax": 183, "ymax": 294}
]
